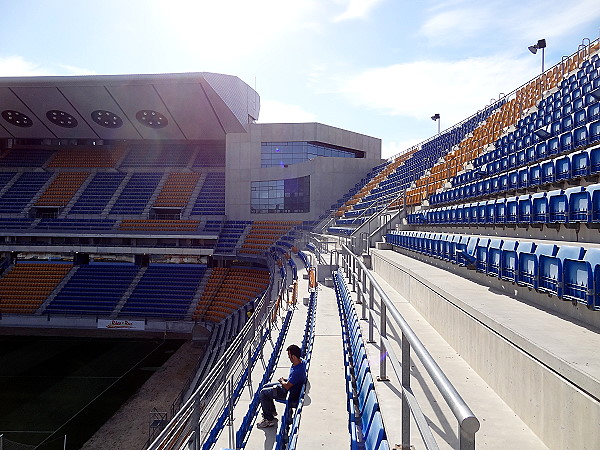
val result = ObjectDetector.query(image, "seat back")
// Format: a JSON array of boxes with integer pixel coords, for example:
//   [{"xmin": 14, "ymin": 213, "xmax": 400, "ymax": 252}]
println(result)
[
  {"xmin": 548, "ymin": 189, "xmax": 567, "ymax": 223},
  {"xmin": 566, "ymin": 186, "xmax": 590, "ymax": 222}
]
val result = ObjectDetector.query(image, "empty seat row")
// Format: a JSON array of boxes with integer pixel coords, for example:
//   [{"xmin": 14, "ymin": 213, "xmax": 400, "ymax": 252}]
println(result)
[
  {"xmin": 333, "ymin": 271, "xmax": 390, "ymax": 450},
  {"xmin": 411, "ymin": 183, "xmax": 600, "ymax": 227},
  {"xmin": 386, "ymin": 231, "xmax": 600, "ymax": 309},
  {"xmin": 430, "ymin": 144, "xmax": 600, "ymax": 207}
]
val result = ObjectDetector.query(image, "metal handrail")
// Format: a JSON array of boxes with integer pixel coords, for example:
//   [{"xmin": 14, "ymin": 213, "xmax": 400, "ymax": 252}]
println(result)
[{"xmin": 339, "ymin": 243, "xmax": 479, "ymax": 450}]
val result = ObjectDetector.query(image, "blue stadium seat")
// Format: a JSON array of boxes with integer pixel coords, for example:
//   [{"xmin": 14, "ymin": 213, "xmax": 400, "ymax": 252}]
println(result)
[
  {"xmin": 506, "ymin": 196, "xmax": 518, "ymax": 224},
  {"xmin": 475, "ymin": 238, "xmax": 492, "ymax": 273},
  {"xmin": 495, "ymin": 198, "xmax": 507, "ymax": 225},
  {"xmin": 590, "ymin": 120, "xmax": 600, "ymax": 145},
  {"xmin": 487, "ymin": 239, "xmax": 505, "ymax": 277},
  {"xmin": 499, "ymin": 240, "xmax": 521, "ymax": 282},
  {"xmin": 590, "ymin": 183, "xmax": 600, "ymax": 223},
  {"xmin": 591, "ymin": 146, "xmax": 600, "ymax": 175},
  {"xmin": 529, "ymin": 163, "xmax": 542, "ymax": 187},
  {"xmin": 573, "ymin": 125, "xmax": 589, "ymax": 148},
  {"xmin": 517, "ymin": 243, "xmax": 558, "ymax": 289},
  {"xmin": 517, "ymin": 194, "xmax": 532, "ymax": 224},
  {"xmin": 571, "ymin": 148, "xmax": 591, "ymax": 177},
  {"xmin": 531, "ymin": 192, "xmax": 548, "ymax": 224},
  {"xmin": 566, "ymin": 186, "xmax": 590, "ymax": 223},
  {"xmin": 548, "ymin": 189, "xmax": 567, "ymax": 223},
  {"xmin": 538, "ymin": 245, "xmax": 585, "ymax": 297},
  {"xmin": 457, "ymin": 236, "xmax": 479, "ymax": 267},
  {"xmin": 541, "ymin": 159, "xmax": 556, "ymax": 184},
  {"xmin": 555, "ymin": 154, "xmax": 571, "ymax": 181},
  {"xmin": 518, "ymin": 167, "xmax": 529, "ymax": 189},
  {"xmin": 563, "ymin": 247, "xmax": 600, "ymax": 307}
]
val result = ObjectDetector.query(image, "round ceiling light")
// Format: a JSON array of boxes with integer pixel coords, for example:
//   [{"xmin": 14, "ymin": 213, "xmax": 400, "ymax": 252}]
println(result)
[
  {"xmin": 91, "ymin": 110, "xmax": 123, "ymax": 128},
  {"xmin": 47, "ymin": 110, "xmax": 78, "ymax": 128},
  {"xmin": 2, "ymin": 110, "xmax": 33, "ymax": 128},
  {"xmin": 136, "ymin": 110, "xmax": 168, "ymax": 129}
]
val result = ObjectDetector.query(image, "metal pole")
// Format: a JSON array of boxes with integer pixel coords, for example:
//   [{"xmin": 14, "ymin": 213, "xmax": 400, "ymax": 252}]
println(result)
[
  {"xmin": 378, "ymin": 301, "xmax": 388, "ymax": 381},
  {"xmin": 368, "ymin": 281, "xmax": 375, "ymax": 343},
  {"xmin": 361, "ymin": 269, "xmax": 367, "ymax": 320},
  {"xmin": 64, "ymin": 435, "xmax": 67, "ymax": 450},
  {"xmin": 401, "ymin": 332, "xmax": 411, "ymax": 450},
  {"xmin": 459, "ymin": 424, "xmax": 476, "ymax": 450}
]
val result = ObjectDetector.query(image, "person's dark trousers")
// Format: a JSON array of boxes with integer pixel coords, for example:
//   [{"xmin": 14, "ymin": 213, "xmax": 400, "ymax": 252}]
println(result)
[{"xmin": 259, "ymin": 382, "xmax": 287, "ymax": 420}]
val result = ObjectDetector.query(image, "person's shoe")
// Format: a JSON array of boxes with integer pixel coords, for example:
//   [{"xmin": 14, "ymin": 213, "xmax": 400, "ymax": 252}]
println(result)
[
  {"xmin": 272, "ymin": 410, "xmax": 278, "ymax": 417},
  {"xmin": 256, "ymin": 418, "xmax": 277, "ymax": 428}
]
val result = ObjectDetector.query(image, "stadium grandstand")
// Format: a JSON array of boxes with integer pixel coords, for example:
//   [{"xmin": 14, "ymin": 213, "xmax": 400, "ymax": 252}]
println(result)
[{"xmin": 0, "ymin": 33, "xmax": 598, "ymax": 450}]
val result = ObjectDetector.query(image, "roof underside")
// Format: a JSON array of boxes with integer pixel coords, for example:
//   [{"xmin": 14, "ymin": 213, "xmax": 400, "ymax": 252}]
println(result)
[{"xmin": 0, "ymin": 72, "xmax": 260, "ymax": 141}]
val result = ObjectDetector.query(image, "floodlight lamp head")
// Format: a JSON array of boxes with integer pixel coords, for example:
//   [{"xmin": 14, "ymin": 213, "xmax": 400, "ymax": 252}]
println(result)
[
  {"xmin": 431, "ymin": 113, "xmax": 440, "ymax": 121},
  {"xmin": 528, "ymin": 45, "xmax": 538, "ymax": 54},
  {"xmin": 537, "ymin": 39, "xmax": 546, "ymax": 49}
]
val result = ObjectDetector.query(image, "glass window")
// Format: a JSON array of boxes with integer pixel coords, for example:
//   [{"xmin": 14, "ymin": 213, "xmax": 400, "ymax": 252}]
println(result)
[
  {"xmin": 251, "ymin": 176, "xmax": 310, "ymax": 213},
  {"xmin": 261, "ymin": 141, "xmax": 360, "ymax": 167}
]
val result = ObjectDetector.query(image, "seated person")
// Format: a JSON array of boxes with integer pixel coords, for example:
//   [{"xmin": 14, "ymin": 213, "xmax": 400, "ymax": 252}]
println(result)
[{"xmin": 257, "ymin": 344, "xmax": 306, "ymax": 428}]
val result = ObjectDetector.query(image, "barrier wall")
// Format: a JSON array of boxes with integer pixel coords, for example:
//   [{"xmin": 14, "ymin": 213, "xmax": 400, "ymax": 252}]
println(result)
[{"xmin": 371, "ymin": 248, "xmax": 600, "ymax": 450}]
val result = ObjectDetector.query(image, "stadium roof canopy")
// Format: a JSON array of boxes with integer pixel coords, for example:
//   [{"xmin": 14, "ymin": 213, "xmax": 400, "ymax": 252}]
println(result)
[{"xmin": 0, "ymin": 72, "xmax": 260, "ymax": 141}]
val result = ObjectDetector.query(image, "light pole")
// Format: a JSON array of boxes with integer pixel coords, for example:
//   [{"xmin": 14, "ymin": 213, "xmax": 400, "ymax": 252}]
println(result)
[
  {"xmin": 431, "ymin": 113, "xmax": 440, "ymax": 135},
  {"xmin": 528, "ymin": 39, "xmax": 547, "ymax": 74}
]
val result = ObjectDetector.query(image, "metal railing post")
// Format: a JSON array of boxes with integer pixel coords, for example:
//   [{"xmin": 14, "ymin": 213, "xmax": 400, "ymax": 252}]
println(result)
[
  {"xmin": 378, "ymin": 301, "xmax": 388, "ymax": 381},
  {"xmin": 459, "ymin": 425, "xmax": 476, "ymax": 450},
  {"xmin": 351, "ymin": 258, "xmax": 357, "ymax": 292},
  {"xmin": 368, "ymin": 281, "xmax": 375, "ymax": 343},
  {"xmin": 361, "ymin": 269, "xmax": 367, "ymax": 320},
  {"xmin": 401, "ymin": 332, "xmax": 411, "ymax": 450}
]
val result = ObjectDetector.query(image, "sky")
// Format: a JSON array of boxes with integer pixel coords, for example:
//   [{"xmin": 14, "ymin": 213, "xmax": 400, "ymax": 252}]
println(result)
[{"xmin": 0, "ymin": 1, "xmax": 599, "ymax": 159}]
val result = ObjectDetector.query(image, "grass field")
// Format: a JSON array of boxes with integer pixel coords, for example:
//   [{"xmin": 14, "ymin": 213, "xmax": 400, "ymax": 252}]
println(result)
[{"xmin": 0, "ymin": 335, "xmax": 185, "ymax": 450}]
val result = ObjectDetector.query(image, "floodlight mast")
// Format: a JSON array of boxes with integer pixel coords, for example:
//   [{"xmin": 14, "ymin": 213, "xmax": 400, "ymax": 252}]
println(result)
[
  {"xmin": 529, "ymin": 39, "xmax": 547, "ymax": 74},
  {"xmin": 431, "ymin": 113, "xmax": 440, "ymax": 134}
]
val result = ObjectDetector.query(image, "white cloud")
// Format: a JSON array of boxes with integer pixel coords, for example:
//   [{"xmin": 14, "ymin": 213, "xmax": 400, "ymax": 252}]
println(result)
[
  {"xmin": 157, "ymin": 0, "xmax": 319, "ymax": 62},
  {"xmin": 0, "ymin": 56, "xmax": 45, "ymax": 77},
  {"xmin": 333, "ymin": 0, "xmax": 385, "ymax": 22},
  {"xmin": 0, "ymin": 56, "xmax": 97, "ymax": 77},
  {"xmin": 257, "ymin": 100, "xmax": 318, "ymax": 123},
  {"xmin": 337, "ymin": 55, "xmax": 537, "ymax": 128},
  {"xmin": 420, "ymin": 0, "xmax": 600, "ymax": 46}
]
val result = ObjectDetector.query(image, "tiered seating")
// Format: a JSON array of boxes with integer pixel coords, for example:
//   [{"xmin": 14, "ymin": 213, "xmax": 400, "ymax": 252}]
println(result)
[
  {"xmin": 0, "ymin": 148, "xmax": 55, "ymax": 166},
  {"xmin": 333, "ymin": 271, "xmax": 390, "ymax": 450},
  {"xmin": 69, "ymin": 172, "xmax": 126, "ymax": 214},
  {"xmin": 119, "ymin": 219, "xmax": 200, "ymax": 233},
  {"xmin": 411, "ymin": 180, "xmax": 600, "ymax": 228},
  {"xmin": 36, "ymin": 218, "xmax": 116, "ymax": 231},
  {"xmin": 190, "ymin": 172, "xmax": 225, "ymax": 215},
  {"xmin": 35, "ymin": 172, "xmax": 89, "ymax": 207},
  {"xmin": 119, "ymin": 264, "xmax": 206, "ymax": 319},
  {"xmin": 153, "ymin": 172, "xmax": 201, "ymax": 208},
  {"xmin": 386, "ymin": 231, "xmax": 600, "ymax": 309},
  {"xmin": 0, "ymin": 262, "xmax": 72, "ymax": 314},
  {"xmin": 119, "ymin": 143, "xmax": 194, "ymax": 168},
  {"xmin": 328, "ymin": 103, "xmax": 503, "ymax": 235},
  {"xmin": 0, "ymin": 172, "xmax": 52, "ymax": 213},
  {"xmin": 48, "ymin": 146, "xmax": 125, "ymax": 167},
  {"xmin": 45, "ymin": 263, "xmax": 139, "ymax": 315},
  {"xmin": 194, "ymin": 268, "xmax": 270, "ymax": 322},
  {"xmin": 240, "ymin": 221, "xmax": 301, "ymax": 255},
  {"xmin": 213, "ymin": 221, "xmax": 250, "ymax": 253},
  {"xmin": 192, "ymin": 144, "xmax": 226, "ymax": 167},
  {"xmin": 109, "ymin": 172, "xmax": 162, "ymax": 214}
]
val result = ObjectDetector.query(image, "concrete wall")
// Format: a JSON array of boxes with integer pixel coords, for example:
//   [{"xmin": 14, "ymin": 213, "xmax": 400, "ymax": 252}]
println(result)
[
  {"xmin": 371, "ymin": 249, "xmax": 600, "ymax": 450},
  {"xmin": 225, "ymin": 122, "xmax": 382, "ymax": 221}
]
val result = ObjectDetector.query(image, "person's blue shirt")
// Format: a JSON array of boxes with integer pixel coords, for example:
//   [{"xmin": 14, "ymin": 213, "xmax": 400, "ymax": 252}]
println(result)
[{"xmin": 287, "ymin": 359, "xmax": 307, "ymax": 403}]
